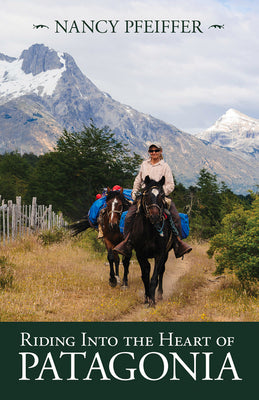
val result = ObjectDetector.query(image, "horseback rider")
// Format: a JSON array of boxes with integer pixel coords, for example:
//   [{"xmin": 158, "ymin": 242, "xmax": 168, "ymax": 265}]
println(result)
[{"xmin": 113, "ymin": 143, "xmax": 192, "ymax": 258}]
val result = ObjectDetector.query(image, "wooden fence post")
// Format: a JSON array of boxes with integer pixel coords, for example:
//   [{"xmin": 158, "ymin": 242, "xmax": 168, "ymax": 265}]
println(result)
[
  {"xmin": 30, "ymin": 197, "xmax": 37, "ymax": 230},
  {"xmin": 0, "ymin": 196, "xmax": 65, "ymax": 244}
]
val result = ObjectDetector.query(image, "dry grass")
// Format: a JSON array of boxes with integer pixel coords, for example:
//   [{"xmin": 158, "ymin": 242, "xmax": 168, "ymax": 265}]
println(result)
[
  {"xmin": 0, "ymin": 233, "xmax": 142, "ymax": 321},
  {"xmin": 0, "ymin": 234, "xmax": 258, "ymax": 322}
]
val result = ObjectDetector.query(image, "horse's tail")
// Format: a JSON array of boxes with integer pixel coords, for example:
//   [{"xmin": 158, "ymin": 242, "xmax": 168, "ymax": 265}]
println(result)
[{"xmin": 69, "ymin": 216, "xmax": 91, "ymax": 236}]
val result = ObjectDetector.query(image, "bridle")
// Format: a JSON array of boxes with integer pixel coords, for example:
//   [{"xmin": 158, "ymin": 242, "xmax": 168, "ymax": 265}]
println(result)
[
  {"xmin": 142, "ymin": 185, "xmax": 164, "ymax": 221},
  {"xmin": 107, "ymin": 197, "xmax": 123, "ymax": 219},
  {"xmin": 107, "ymin": 208, "xmax": 123, "ymax": 217}
]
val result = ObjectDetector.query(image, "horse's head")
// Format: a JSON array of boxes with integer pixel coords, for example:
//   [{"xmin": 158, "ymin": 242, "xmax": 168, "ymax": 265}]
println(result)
[
  {"xmin": 142, "ymin": 176, "xmax": 165, "ymax": 225},
  {"xmin": 106, "ymin": 187, "xmax": 124, "ymax": 229}
]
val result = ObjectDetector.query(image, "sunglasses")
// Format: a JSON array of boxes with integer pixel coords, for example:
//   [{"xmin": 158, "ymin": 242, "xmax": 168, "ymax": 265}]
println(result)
[{"xmin": 149, "ymin": 149, "xmax": 160, "ymax": 153}]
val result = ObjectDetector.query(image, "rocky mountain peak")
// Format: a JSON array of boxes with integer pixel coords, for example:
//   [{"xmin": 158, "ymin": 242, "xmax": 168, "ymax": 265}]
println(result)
[
  {"xmin": 196, "ymin": 109, "xmax": 259, "ymax": 160},
  {"xmin": 0, "ymin": 53, "xmax": 16, "ymax": 63},
  {"xmin": 19, "ymin": 44, "xmax": 64, "ymax": 76},
  {"xmin": 213, "ymin": 108, "xmax": 258, "ymax": 130}
]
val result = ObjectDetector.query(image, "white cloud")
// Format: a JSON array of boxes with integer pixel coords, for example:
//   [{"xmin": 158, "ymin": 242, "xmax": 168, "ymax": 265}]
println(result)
[{"xmin": 0, "ymin": 0, "xmax": 259, "ymax": 133}]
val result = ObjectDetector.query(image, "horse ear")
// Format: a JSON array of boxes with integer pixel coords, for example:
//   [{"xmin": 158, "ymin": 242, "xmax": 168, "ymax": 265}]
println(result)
[
  {"xmin": 144, "ymin": 176, "xmax": 151, "ymax": 185},
  {"xmin": 120, "ymin": 187, "xmax": 123, "ymax": 195},
  {"xmin": 107, "ymin": 187, "xmax": 111, "ymax": 193},
  {"xmin": 159, "ymin": 176, "xmax": 165, "ymax": 186}
]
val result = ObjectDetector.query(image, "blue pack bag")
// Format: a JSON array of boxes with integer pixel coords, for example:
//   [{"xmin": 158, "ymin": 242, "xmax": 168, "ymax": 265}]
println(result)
[
  {"xmin": 179, "ymin": 213, "xmax": 190, "ymax": 239},
  {"xmin": 119, "ymin": 211, "xmax": 128, "ymax": 234},
  {"xmin": 88, "ymin": 197, "xmax": 106, "ymax": 227}
]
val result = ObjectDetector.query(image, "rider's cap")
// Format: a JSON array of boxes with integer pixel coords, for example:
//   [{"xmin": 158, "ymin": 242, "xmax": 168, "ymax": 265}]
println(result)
[
  {"xmin": 95, "ymin": 193, "xmax": 102, "ymax": 200},
  {"xmin": 112, "ymin": 185, "xmax": 122, "ymax": 191},
  {"xmin": 148, "ymin": 142, "xmax": 162, "ymax": 151}
]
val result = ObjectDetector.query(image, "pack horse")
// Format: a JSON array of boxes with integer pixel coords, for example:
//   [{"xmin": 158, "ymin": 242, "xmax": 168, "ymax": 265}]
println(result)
[{"xmin": 70, "ymin": 187, "xmax": 131, "ymax": 288}]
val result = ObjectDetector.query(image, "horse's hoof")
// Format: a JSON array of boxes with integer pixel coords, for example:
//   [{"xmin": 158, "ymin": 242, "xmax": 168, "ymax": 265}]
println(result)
[
  {"xmin": 109, "ymin": 278, "xmax": 117, "ymax": 287},
  {"xmin": 149, "ymin": 299, "xmax": 156, "ymax": 308},
  {"xmin": 121, "ymin": 283, "xmax": 128, "ymax": 290},
  {"xmin": 157, "ymin": 293, "xmax": 163, "ymax": 301},
  {"xmin": 115, "ymin": 275, "xmax": 121, "ymax": 285}
]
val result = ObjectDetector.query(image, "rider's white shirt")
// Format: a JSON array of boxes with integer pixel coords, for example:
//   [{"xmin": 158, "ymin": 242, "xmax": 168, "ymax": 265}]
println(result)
[{"xmin": 133, "ymin": 159, "xmax": 175, "ymax": 196}]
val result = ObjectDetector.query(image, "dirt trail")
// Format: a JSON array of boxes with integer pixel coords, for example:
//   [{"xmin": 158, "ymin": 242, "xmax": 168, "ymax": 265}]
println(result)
[{"xmin": 116, "ymin": 251, "xmax": 193, "ymax": 321}]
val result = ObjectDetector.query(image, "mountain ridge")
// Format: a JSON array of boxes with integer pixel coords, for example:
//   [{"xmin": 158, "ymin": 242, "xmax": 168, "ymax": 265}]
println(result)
[{"xmin": 0, "ymin": 43, "xmax": 258, "ymax": 194}]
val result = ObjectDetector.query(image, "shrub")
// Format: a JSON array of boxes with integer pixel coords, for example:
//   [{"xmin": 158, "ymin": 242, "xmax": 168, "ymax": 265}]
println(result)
[
  {"xmin": 84, "ymin": 229, "xmax": 106, "ymax": 255},
  {"xmin": 208, "ymin": 196, "xmax": 259, "ymax": 288},
  {"xmin": 38, "ymin": 227, "xmax": 68, "ymax": 245}
]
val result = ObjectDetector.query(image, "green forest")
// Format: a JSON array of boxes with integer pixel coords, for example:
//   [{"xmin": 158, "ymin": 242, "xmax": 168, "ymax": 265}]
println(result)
[{"xmin": 0, "ymin": 123, "xmax": 258, "ymax": 285}]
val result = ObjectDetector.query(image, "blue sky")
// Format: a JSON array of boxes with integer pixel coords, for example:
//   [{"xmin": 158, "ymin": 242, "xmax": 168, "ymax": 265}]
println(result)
[{"xmin": 1, "ymin": 0, "xmax": 259, "ymax": 133}]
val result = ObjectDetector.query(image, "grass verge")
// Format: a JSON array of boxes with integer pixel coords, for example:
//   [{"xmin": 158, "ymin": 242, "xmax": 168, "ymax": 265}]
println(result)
[{"xmin": 0, "ymin": 231, "xmax": 142, "ymax": 321}]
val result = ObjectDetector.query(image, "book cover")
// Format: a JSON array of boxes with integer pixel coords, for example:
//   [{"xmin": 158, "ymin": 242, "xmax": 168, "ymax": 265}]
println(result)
[{"xmin": 0, "ymin": 1, "xmax": 258, "ymax": 398}]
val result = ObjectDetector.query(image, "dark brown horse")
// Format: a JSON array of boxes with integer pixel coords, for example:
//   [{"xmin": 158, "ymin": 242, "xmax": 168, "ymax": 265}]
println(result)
[
  {"xmin": 70, "ymin": 188, "xmax": 131, "ymax": 288},
  {"xmin": 131, "ymin": 176, "xmax": 175, "ymax": 306},
  {"xmin": 101, "ymin": 187, "xmax": 131, "ymax": 287}
]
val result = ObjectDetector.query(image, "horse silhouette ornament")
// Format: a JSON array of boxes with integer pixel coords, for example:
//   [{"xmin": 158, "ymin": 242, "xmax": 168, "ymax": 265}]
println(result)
[
  {"xmin": 33, "ymin": 24, "xmax": 49, "ymax": 29},
  {"xmin": 208, "ymin": 24, "xmax": 224, "ymax": 29}
]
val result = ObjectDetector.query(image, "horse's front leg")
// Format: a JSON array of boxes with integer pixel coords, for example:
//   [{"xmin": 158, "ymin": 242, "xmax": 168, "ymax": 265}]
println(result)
[
  {"xmin": 121, "ymin": 255, "xmax": 130, "ymax": 288},
  {"xmin": 157, "ymin": 253, "xmax": 168, "ymax": 301},
  {"xmin": 150, "ymin": 253, "xmax": 168, "ymax": 306},
  {"xmin": 113, "ymin": 251, "xmax": 121, "ymax": 285},
  {"xmin": 107, "ymin": 249, "xmax": 117, "ymax": 287},
  {"xmin": 137, "ymin": 254, "xmax": 151, "ymax": 304}
]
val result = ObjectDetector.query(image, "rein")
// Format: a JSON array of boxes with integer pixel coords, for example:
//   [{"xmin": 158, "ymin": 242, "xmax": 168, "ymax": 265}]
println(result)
[{"xmin": 142, "ymin": 185, "xmax": 165, "ymax": 236}]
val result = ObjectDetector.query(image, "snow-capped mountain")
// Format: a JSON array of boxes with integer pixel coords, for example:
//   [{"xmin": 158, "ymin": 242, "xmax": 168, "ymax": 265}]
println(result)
[
  {"xmin": 0, "ymin": 51, "xmax": 66, "ymax": 100},
  {"xmin": 196, "ymin": 109, "xmax": 259, "ymax": 160},
  {"xmin": 0, "ymin": 44, "xmax": 258, "ymax": 194}
]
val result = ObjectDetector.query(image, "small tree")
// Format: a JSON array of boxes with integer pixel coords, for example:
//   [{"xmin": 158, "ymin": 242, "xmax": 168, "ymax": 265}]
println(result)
[
  {"xmin": 189, "ymin": 169, "xmax": 221, "ymax": 239},
  {"xmin": 208, "ymin": 195, "xmax": 259, "ymax": 288},
  {"xmin": 0, "ymin": 152, "xmax": 32, "ymax": 200},
  {"xmin": 28, "ymin": 123, "xmax": 142, "ymax": 219}
]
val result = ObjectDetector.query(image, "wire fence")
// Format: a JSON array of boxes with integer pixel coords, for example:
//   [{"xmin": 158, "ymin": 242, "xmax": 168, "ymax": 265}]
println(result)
[{"xmin": 0, "ymin": 196, "xmax": 66, "ymax": 245}]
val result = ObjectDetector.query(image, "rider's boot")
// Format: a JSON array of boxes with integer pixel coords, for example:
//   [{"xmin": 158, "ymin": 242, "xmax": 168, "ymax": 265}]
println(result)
[
  {"xmin": 174, "ymin": 237, "xmax": 192, "ymax": 258},
  {"xmin": 113, "ymin": 204, "xmax": 137, "ymax": 257},
  {"xmin": 164, "ymin": 208, "xmax": 192, "ymax": 258},
  {"xmin": 113, "ymin": 234, "xmax": 132, "ymax": 258}
]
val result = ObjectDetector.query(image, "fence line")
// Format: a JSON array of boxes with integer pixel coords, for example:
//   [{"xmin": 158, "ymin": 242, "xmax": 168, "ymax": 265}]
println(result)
[{"xmin": 0, "ymin": 196, "xmax": 66, "ymax": 245}]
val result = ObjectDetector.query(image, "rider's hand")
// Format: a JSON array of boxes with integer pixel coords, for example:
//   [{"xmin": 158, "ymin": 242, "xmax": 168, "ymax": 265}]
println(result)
[{"xmin": 131, "ymin": 190, "xmax": 137, "ymax": 201}]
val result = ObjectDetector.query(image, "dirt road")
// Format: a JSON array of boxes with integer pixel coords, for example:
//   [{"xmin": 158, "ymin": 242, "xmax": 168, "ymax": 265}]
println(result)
[{"xmin": 116, "ymin": 251, "xmax": 193, "ymax": 321}]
